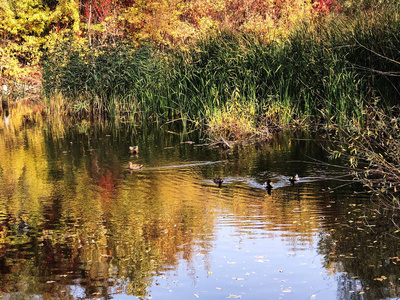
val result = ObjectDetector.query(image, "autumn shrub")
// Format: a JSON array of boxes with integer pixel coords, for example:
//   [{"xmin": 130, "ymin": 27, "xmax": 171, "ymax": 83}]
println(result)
[
  {"xmin": 337, "ymin": 0, "xmax": 398, "ymax": 14},
  {"xmin": 0, "ymin": 0, "xmax": 81, "ymax": 81},
  {"xmin": 327, "ymin": 103, "xmax": 400, "ymax": 208}
]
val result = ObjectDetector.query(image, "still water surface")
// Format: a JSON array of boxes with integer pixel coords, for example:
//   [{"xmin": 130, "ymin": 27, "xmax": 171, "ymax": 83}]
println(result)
[{"xmin": 0, "ymin": 116, "xmax": 399, "ymax": 300}]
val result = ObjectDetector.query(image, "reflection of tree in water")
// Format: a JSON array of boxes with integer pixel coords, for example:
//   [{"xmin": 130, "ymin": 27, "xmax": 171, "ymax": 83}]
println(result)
[
  {"xmin": 2, "ymin": 120, "xmax": 385, "ymax": 299},
  {"xmin": 318, "ymin": 203, "xmax": 400, "ymax": 300},
  {"xmin": 0, "ymin": 122, "xmax": 217, "ymax": 299},
  {"xmin": 0, "ymin": 194, "xmax": 214, "ymax": 298}
]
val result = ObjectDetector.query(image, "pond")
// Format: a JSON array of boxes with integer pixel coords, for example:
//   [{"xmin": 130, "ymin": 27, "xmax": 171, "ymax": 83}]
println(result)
[{"xmin": 0, "ymin": 113, "xmax": 400, "ymax": 300}]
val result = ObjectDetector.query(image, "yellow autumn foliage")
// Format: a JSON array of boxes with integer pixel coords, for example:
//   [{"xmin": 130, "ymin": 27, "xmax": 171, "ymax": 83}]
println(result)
[
  {"xmin": 119, "ymin": 0, "xmax": 194, "ymax": 47},
  {"xmin": 0, "ymin": 0, "xmax": 81, "ymax": 81},
  {"xmin": 0, "ymin": 0, "xmax": 330, "ymax": 82}
]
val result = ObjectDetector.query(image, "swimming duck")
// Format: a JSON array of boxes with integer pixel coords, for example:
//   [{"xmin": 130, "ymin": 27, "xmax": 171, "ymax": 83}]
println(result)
[
  {"xmin": 289, "ymin": 174, "xmax": 299, "ymax": 184},
  {"xmin": 129, "ymin": 146, "xmax": 139, "ymax": 154},
  {"xmin": 129, "ymin": 162, "xmax": 143, "ymax": 170},
  {"xmin": 213, "ymin": 177, "xmax": 223, "ymax": 188},
  {"xmin": 264, "ymin": 180, "xmax": 274, "ymax": 189}
]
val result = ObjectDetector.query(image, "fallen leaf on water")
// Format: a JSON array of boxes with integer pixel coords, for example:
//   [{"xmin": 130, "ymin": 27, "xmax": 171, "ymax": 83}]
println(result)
[{"xmin": 374, "ymin": 276, "xmax": 386, "ymax": 281}]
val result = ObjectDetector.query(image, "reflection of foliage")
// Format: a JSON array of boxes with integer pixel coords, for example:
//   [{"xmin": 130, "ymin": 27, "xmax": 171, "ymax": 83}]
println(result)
[
  {"xmin": 0, "ymin": 120, "xmax": 218, "ymax": 298},
  {"xmin": 318, "ymin": 202, "xmax": 400, "ymax": 299},
  {"xmin": 4, "ymin": 118, "xmax": 399, "ymax": 299}
]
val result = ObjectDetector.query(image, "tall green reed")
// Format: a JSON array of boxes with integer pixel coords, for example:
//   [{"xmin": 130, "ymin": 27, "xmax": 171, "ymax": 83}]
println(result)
[{"xmin": 42, "ymin": 3, "xmax": 400, "ymax": 127}]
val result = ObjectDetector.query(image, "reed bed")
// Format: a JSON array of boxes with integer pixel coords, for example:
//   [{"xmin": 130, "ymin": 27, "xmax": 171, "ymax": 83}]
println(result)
[{"xmin": 42, "ymin": 3, "xmax": 400, "ymax": 132}]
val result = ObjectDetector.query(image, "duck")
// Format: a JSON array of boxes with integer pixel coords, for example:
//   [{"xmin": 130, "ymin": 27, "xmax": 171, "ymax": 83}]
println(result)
[
  {"xmin": 129, "ymin": 162, "xmax": 143, "ymax": 170},
  {"xmin": 289, "ymin": 174, "xmax": 299, "ymax": 184},
  {"xmin": 129, "ymin": 146, "xmax": 139, "ymax": 154},
  {"xmin": 213, "ymin": 177, "xmax": 223, "ymax": 188},
  {"xmin": 264, "ymin": 179, "xmax": 274, "ymax": 189}
]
